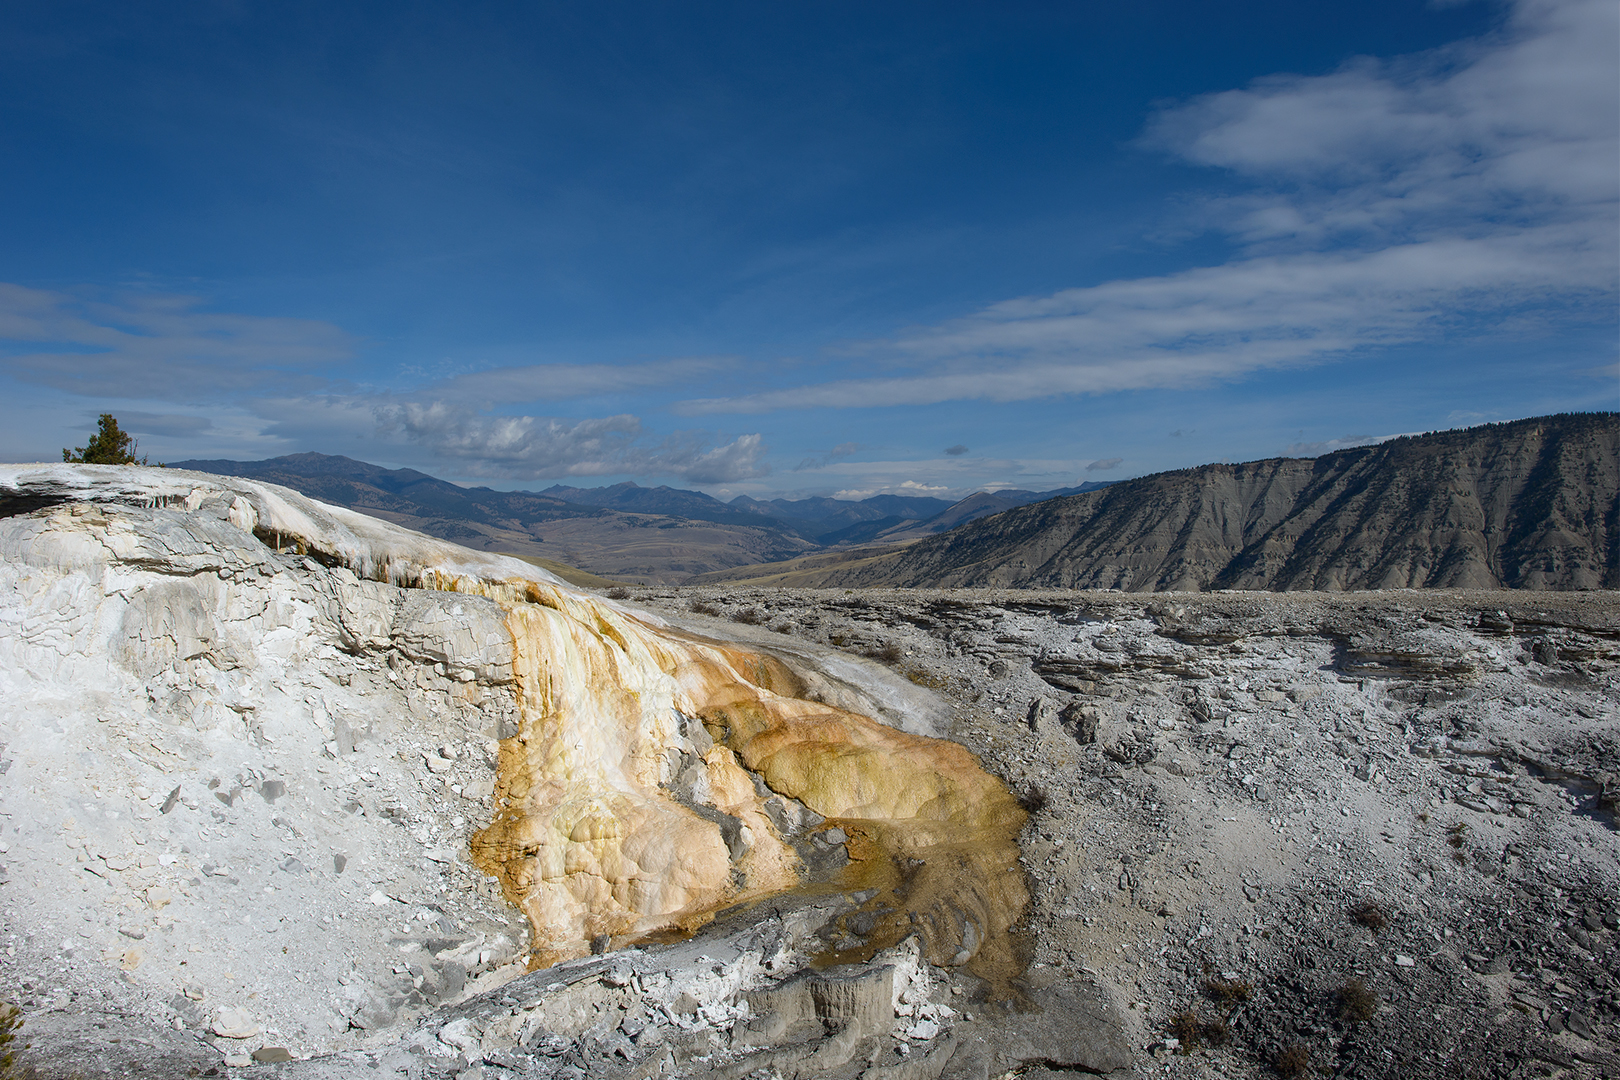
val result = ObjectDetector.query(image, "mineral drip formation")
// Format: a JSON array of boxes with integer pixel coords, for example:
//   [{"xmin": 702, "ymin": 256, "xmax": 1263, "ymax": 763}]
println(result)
[
  {"xmin": 470, "ymin": 579, "xmax": 1026, "ymax": 978},
  {"xmin": 0, "ymin": 464, "xmax": 1026, "ymax": 1000}
]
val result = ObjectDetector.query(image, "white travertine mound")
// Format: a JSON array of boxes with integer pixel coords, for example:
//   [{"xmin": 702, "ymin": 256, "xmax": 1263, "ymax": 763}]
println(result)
[
  {"xmin": 0, "ymin": 462, "xmax": 578, "ymax": 591},
  {"xmin": 0, "ymin": 464, "xmax": 1023, "ymax": 1067},
  {"xmin": 0, "ymin": 465, "xmax": 554, "ymax": 1052}
]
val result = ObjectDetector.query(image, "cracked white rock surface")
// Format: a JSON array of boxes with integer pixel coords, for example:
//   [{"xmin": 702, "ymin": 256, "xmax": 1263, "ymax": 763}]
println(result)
[{"xmin": 0, "ymin": 465, "xmax": 581, "ymax": 1057}]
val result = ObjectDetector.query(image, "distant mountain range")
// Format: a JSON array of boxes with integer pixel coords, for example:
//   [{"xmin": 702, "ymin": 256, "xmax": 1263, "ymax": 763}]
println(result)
[
  {"xmin": 701, "ymin": 414, "xmax": 1619, "ymax": 591},
  {"xmin": 168, "ymin": 452, "xmax": 1109, "ymax": 582},
  {"xmin": 179, "ymin": 415, "xmax": 1617, "ymax": 592}
]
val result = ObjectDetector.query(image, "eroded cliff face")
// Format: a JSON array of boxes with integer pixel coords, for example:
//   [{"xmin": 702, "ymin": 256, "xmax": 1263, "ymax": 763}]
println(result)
[
  {"xmin": 811, "ymin": 413, "xmax": 1620, "ymax": 592},
  {"xmin": 0, "ymin": 464, "xmax": 1025, "ymax": 1056}
]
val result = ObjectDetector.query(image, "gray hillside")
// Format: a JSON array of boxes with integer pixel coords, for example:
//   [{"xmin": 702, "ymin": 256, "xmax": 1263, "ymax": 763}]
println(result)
[{"xmin": 825, "ymin": 413, "xmax": 1620, "ymax": 591}]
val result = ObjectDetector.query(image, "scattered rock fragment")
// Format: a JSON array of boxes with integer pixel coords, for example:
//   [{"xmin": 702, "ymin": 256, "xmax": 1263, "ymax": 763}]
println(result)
[{"xmin": 211, "ymin": 1006, "xmax": 260, "ymax": 1039}]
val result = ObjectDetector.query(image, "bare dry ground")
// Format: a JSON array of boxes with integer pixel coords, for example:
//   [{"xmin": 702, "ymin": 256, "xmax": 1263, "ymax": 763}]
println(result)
[{"xmin": 635, "ymin": 587, "xmax": 1620, "ymax": 1080}]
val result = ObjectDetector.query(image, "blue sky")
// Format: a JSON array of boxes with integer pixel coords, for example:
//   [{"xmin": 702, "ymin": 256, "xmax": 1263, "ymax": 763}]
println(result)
[{"xmin": 1, "ymin": 0, "xmax": 1615, "ymax": 500}]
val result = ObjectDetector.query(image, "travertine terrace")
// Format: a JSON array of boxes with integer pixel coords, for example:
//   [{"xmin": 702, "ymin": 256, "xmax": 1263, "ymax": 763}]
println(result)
[{"xmin": 0, "ymin": 466, "xmax": 1033, "ymax": 1078}]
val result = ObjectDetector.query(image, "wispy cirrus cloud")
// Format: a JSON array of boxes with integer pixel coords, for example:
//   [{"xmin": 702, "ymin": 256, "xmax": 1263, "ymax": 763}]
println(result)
[
  {"xmin": 0, "ymin": 279, "xmax": 737, "ymax": 413},
  {"xmin": 0, "ymin": 281, "xmax": 763, "ymax": 482},
  {"xmin": 793, "ymin": 441, "xmax": 861, "ymax": 471},
  {"xmin": 1284, "ymin": 431, "xmax": 1423, "ymax": 457},
  {"xmin": 0, "ymin": 283, "xmax": 355, "ymax": 400},
  {"xmin": 681, "ymin": 0, "xmax": 1617, "ymax": 415},
  {"xmin": 422, "ymin": 356, "xmax": 738, "ymax": 405},
  {"xmin": 112, "ymin": 411, "xmax": 215, "ymax": 437}
]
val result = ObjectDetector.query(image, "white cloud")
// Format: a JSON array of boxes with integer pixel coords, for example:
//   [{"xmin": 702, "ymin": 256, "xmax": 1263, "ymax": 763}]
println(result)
[
  {"xmin": 813, "ymin": 457, "xmax": 1084, "ymax": 502},
  {"xmin": 0, "ymin": 283, "xmax": 354, "ymax": 400},
  {"xmin": 425, "ymin": 356, "xmax": 736, "ymax": 404},
  {"xmin": 1085, "ymin": 457, "xmax": 1123, "ymax": 471},
  {"xmin": 683, "ymin": 0, "xmax": 1617, "ymax": 414},
  {"xmin": 1143, "ymin": 0, "xmax": 1615, "ymax": 246},
  {"xmin": 681, "ymin": 433, "xmax": 771, "ymax": 484},
  {"xmin": 793, "ymin": 440, "xmax": 862, "ymax": 471},
  {"xmin": 0, "ymin": 282, "xmax": 768, "ymax": 482},
  {"xmin": 1284, "ymin": 432, "xmax": 1422, "ymax": 456},
  {"xmin": 110, "ymin": 411, "xmax": 214, "ymax": 437},
  {"xmin": 375, "ymin": 402, "xmax": 642, "ymax": 475},
  {"xmin": 372, "ymin": 400, "xmax": 769, "ymax": 483}
]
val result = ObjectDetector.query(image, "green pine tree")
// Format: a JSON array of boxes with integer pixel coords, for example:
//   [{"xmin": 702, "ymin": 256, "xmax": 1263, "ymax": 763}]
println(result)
[{"xmin": 62, "ymin": 413, "xmax": 148, "ymax": 465}]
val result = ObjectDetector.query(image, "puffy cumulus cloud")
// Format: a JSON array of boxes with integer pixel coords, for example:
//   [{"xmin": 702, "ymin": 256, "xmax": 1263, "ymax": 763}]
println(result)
[
  {"xmin": 1085, "ymin": 457, "xmax": 1123, "ymax": 472},
  {"xmin": 681, "ymin": 432, "xmax": 770, "ymax": 483},
  {"xmin": 376, "ymin": 403, "xmax": 642, "ymax": 475},
  {"xmin": 374, "ymin": 400, "xmax": 769, "ymax": 483},
  {"xmin": 0, "ymin": 283, "xmax": 353, "ymax": 401},
  {"xmin": 684, "ymin": 0, "xmax": 1616, "ymax": 415}
]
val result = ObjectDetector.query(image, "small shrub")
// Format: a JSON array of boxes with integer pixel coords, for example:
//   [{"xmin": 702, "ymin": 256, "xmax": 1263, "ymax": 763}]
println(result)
[
  {"xmin": 1166, "ymin": 1009, "xmax": 1229, "ymax": 1054},
  {"xmin": 1017, "ymin": 785, "xmax": 1049, "ymax": 814},
  {"xmin": 1447, "ymin": 822, "xmax": 1469, "ymax": 862},
  {"xmin": 0, "ymin": 999, "xmax": 22, "ymax": 1077},
  {"xmin": 905, "ymin": 667, "xmax": 945, "ymax": 689},
  {"xmin": 605, "ymin": 587, "xmax": 631, "ymax": 600},
  {"xmin": 862, "ymin": 640, "xmax": 902, "ymax": 664},
  {"xmin": 1338, "ymin": 978, "xmax": 1378, "ymax": 1023},
  {"xmin": 1203, "ymin": 976, "xmax": 1253, "ymax": 1007},
  {"xmin": 731, "ymin": 607, "xmax": 766, "ymax": 625},
  {"xmin": 1349, "ymin": 899, "xmax": 1388, "ymax": 931},
  {"xmin": 828, "ymin": 633, "xmax": 848, "ymax": 647},
  {"xmin": 1167, "ymin": 1009, "xmax": 1203, "ymax": 1050},
  {"xmin": 1275, "ymin": 1043, "xmax": 1311, "ymax": 1078},
  {"xmin": 688, "ymin": 599, "xmax": 723, "ymax": 617}
]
